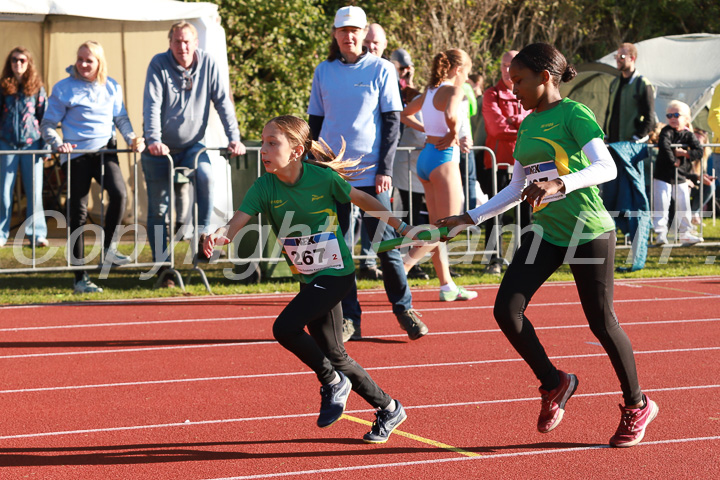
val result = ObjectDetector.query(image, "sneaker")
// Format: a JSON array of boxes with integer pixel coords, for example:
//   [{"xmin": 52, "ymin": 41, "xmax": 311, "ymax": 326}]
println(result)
[
  {"xmin": 35, "ymin": 237, "xmax": 49, "ymax": 247},
  {"xmin": 362, "ymin": 400, "xmax": 407, "ymax": 444},
  {"xmin": 396, "ymin": 309, "xmax": 428, "ymax": 340},
  {"xmin": 357, "ymin": 265, "xmax": 383, "ymax": 280},
  {"xmin": 156, "ymin": 267, "xmax": 176, "ymax": 289},
  {"xmin": 537, "ymin": 371, "xmax": 578, "ymax": 433},
  {"xmin": 341, "ymin": 318, "xmax": 356, "ymax": 343},
  {"xmin": 679, "ymin": 232, "xmax": 703, "ymax": 246},
  {"xmin": 350, "ymin": 323, "xmax": 362, "ymax": 341},
  {"xmin": 609, "ymin": 394, "xmax": 659, "ymax": 448},
  {"xmin": 104, "ymin": 246, "xmax": 131, "ymax": 266},
  {"xmin": 0, "ymin": 238, "xmax": 5, "ymax": 247},
  {"xmin": 439, "ymin": 285, "xmax": 478, "ymax": 302},
  {"xmin": 406, "ymin": 265, "xmax": 429, "ymax": 280},
  {"xmin": 485, "ymin": 261, "xmax": 502, "ymax": 275},
  {"xmin": 317, "ymin": 371, "xmax": 352, "ymax": 428},
  {"xmin": 73, "ymin": 274, "xmax": 103, "ymax": 294}
]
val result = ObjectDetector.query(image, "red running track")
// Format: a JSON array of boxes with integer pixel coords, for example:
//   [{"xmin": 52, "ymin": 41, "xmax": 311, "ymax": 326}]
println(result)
[{"xmin": 1, "ymin": 276, "xmax": 719, "ymax": 479}]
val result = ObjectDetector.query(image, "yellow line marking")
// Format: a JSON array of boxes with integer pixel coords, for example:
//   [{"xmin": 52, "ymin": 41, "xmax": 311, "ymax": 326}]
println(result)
[
  {"xmin": 341, "ymin": 414, "xmax": 480, "ymax": 457},
  {"xmin": 634, "ymin": 283, "xmax": 717, "ymax": 296}
]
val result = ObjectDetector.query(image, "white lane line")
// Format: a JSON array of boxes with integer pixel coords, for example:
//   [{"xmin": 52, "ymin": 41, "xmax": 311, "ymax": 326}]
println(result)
[
  {"xmin": 0, "ymin": 384, "xmax": 717, "ymax": 441},
  {"xmin": 1, "ymin": 317, "xmax": 719, "ymax": 360},
  {"xmin": 201, "ymin": 435, "xmax": 720, "ymax": 480},
  {"xmin": 2, "ymin": 294, "xmax": 720, "ymax": 332},
  {"xmin": 2, "ymin": 346, "xmax": 719, "ymax": 394},
  {"xmin": 2, "ymin": 274, "xmax": 718, "ymax": 311}
]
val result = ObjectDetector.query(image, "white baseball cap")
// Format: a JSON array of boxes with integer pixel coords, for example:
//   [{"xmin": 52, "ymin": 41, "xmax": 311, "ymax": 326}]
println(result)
[{"xmin": 334, "ymin": 6, "xmax": 367, "ymax": 29}]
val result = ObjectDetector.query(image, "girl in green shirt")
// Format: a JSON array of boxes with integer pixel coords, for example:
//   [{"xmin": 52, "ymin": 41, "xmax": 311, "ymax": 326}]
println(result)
[
  {"xmin": 203, "ymin": 115, "xmax": 413, "ymax": 444},
  {"xmin": 438, "ymin": 43, "xmax": 658, "ymax": 448}
]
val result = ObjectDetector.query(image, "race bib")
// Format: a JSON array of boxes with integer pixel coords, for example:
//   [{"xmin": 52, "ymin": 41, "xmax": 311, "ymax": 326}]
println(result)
[
  {"xmin": 281, "ymin": 232, "xmax": 344, "ymax": 275},
  {"xmin": 524, "ymin": 161, "xmax": 566, "ymax": 205}
]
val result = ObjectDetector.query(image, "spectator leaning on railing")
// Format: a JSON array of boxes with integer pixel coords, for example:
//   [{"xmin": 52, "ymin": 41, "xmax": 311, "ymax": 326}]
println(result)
[
  {"xmin": 142, "ymin": 21, "xmax": 245, "ymax": 288},
  {"xmin": 40, "ymin": 40, "xmax": 145, "ymax": 294}
]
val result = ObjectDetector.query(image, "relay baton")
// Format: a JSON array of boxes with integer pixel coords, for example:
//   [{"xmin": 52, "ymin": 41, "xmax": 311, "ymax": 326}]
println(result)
[{"xmin": 373, "ymin": 227, "xmax": 450, "ymax": 253}]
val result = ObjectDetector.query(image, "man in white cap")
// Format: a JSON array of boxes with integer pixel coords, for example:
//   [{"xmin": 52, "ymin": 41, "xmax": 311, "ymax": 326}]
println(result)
[{"xmin": 308, "ymin": 6, "xmax": 426, "ymax": 345}]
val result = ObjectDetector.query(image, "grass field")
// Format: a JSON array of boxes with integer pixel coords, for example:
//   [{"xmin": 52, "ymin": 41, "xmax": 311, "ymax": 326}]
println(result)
[{"xmin": 1, "ymin": 220, "xmax": 718, "ymax": 305}]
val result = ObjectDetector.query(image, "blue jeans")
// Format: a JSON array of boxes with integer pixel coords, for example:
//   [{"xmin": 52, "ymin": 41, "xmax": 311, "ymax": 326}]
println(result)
[
  {"xmin": 459, "ymin": 150, "xmax": 478, "ymax": 210},
  {"xmin": 0, "ymin": 139, "xmax": 47, "ymax": 242},
  {"xmin": 337, "ymin": 187, "xmax": 413, "ymax": 324},
  {"xmin": 141, "ymin": 142, "xmax": 212, "ymax": 262}
]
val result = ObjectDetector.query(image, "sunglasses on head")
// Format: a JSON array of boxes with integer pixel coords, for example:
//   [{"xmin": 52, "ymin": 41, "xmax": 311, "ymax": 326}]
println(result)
[{"xmin": 666, "ymin": 113, "xmax": 681, "ymax": 119}]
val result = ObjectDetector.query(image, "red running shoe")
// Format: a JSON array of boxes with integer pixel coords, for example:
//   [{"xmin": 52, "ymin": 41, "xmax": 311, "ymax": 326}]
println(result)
[
  {"xmin": 537, "ymin": 371, "xmax": 578, "ymax": 433},
  {"xmin": 609, "ymin": 394, "xmax": 659, "ymax": 447}
]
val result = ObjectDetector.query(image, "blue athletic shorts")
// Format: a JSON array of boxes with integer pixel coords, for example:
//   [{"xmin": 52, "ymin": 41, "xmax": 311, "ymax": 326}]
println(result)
[{"xmin": 416, "ymin": 144, "xmax": 457, "ymax": 181}]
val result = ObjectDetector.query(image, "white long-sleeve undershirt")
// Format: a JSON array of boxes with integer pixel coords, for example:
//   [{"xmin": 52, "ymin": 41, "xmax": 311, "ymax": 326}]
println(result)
[{"xmin": 467, "ymin": 137, "xmax": 616, "ymax": 225}]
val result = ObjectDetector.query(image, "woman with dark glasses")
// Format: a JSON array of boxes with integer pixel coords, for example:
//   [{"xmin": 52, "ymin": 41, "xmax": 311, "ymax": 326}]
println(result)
[{"xmin": 0, "ymin": 47, "xmax": 48, "ymax": 247}]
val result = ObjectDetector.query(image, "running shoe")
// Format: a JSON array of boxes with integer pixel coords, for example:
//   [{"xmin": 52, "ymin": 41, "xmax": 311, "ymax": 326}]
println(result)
[
  {"xmin": 35, "ymin": 237, "xmax": 49, "ymax": 247},
  {"xmin": 654, "ymin": 234, "xmax": 668, "ymax": 246},
  {"xmin": 341, "ymin": 318, "xmax": 356, "ymax": 343},
  {"xmin": 317, "ymin": 371, "xmax": 352, "ymax": 428},
  {"xmin": 537, "ymin": 371, "xmax": 578, "ymax": 433},
  {"xmin": 396, "ymin": 309, "xmax": 428, "ymax": 340},
  {"xmin": 679, "ymin": 233, "xmax": 703, "ymax": 246},
  {"xmin": 357, "ymin": 265, "xmax": 383, "ymax": 280},
  {"xmin": 609, "ymin": 394, "xmax": 659, "ymax": 447},
  {"xmin": 73, "ymin": 274, "xmax": 103, "ymax": 294},
  {"xmin": 103, "ymin": 246, "xmax": 131, "ymax": 266},
  {"xmin": 439, "ymin": 286, "xmax": 478, "ymax": 302},
  {"xmin": 406, "ymin": 265, "xmax": 429, "ymax": 280},
  {"xmin": 362, "ymin": 400, "xmax": 407, "ymax": 444}
]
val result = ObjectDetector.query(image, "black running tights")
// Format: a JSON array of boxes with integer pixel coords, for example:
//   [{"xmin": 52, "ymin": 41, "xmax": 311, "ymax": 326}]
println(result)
[
  {"xmin": 272, "ymin": 273, "xmax": 392, "ymax": 409},
  {"xmin": 494, "ymin": 230, "xmax": 642, "ymax": 406}
]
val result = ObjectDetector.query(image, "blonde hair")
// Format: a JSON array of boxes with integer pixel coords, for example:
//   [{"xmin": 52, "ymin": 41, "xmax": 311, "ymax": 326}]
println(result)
[
  {"xmin": 168, "ymin": 21, "xmax": 198, "ymax": 41},
  {"xmin": 75, "ymin": 41, "xmax": 107, "ymax": 85},
  {"xmin": 267, "ymin": 115, "xmax": 369, "ymax": 181},
  {"xmin": 667, "ymin": 100, "xmax": 692, "ymax": 130}
]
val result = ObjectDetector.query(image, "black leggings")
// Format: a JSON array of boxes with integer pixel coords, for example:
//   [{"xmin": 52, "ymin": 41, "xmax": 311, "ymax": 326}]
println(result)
[
  {"xmin": 68, "ymin": 152, "xmax": 127, "ymax": 280},
  {"xmin": 273, "ymin": 273, "xmax": 392, "ymax": 409},
  {"xmin": 494, "ymin": 229, "xmax": 642, "ymax": 405}
]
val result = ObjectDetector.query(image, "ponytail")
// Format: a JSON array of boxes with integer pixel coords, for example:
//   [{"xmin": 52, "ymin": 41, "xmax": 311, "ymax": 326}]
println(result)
[
  {"xmin": 429, "ymin": 52, "xmax": 451, "ymax": 88},
  {"xmin": 305, "ymin": 137, "xmax": 370, "ymax": 181}
]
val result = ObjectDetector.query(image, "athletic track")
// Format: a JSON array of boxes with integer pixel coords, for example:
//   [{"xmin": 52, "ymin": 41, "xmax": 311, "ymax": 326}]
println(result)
[{"xmin": 1, "ymin": 276, "xmax": 719, "ymax": 479}]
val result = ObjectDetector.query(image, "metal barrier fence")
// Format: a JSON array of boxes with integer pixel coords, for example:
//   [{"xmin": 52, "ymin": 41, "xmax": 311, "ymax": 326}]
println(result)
[{"xmin": 2, "ymin": 142, "xmax": 718, "ymax": 292}]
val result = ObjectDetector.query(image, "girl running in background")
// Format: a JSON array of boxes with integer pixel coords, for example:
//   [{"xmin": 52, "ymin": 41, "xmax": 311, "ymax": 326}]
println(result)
[
  {"xmin": 400, "ymin": 48, "xmax": 478, "ymax": 302},
  {"xmin": 437, "ymin": 43, "xmax": 658, "ymax": 447},
  {"xmin": 203, "ymin": 115, "xmax": 409, "ymax": 444}
]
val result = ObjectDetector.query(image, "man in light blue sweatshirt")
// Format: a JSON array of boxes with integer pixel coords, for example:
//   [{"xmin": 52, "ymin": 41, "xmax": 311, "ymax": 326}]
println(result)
[{"xmin": 142, "ymin": 21, "xmax": 244, "ymax": 286}]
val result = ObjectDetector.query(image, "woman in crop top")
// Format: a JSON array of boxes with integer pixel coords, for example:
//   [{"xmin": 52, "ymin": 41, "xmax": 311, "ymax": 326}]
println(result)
[{"xmin": 400, "ymin": 48, "xmax": 478, "ymax": 302}]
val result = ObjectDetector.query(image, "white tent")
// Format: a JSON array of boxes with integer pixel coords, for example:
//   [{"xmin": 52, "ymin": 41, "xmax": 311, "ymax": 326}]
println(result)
[
  {"xmin": 563, "ymin": 33, "xmax": 720, "ymax": 132},
  {"xmin": 0, "ymin": 0, "xmax": 234, "ymax": 229}
]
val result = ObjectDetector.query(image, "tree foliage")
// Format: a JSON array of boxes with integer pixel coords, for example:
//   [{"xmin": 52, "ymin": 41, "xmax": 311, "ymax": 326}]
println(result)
[{"xmin": 188, "ymin": 0, "xmax": 720, "ymax": 139}]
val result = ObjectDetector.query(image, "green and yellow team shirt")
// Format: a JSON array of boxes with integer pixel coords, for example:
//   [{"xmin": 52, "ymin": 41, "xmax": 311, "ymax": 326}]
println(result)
[
  {"xmin": 514, "ymin": 98, "xmax": 615, "ymax": 246},
  {"xmin": 239, "ymin": 162, "xmax": 355, "ymax": 283}
]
